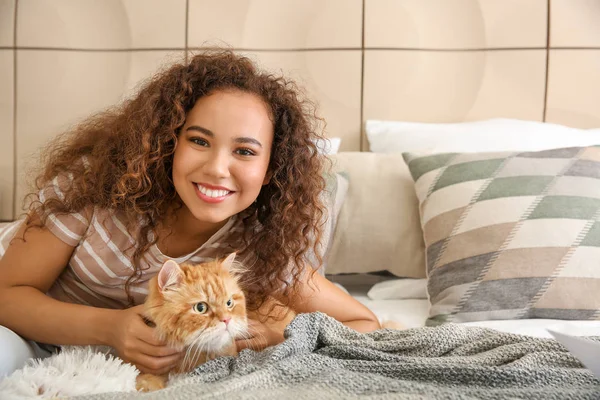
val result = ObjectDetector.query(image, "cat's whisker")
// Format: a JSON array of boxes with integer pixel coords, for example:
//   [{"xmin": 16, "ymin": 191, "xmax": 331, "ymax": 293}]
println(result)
[
  {"xmin": 183, "ymin": 344, "xmax": 196, "ymax": 371},
  {"xmin": 195, "ymin": 338, "xmax": 217, "ymax": 368},
  {"xmin": 185, "ymin": 335, "xmax": 207, "ymax": 370},
  {"xmin": 230, "ymin": 325, "xmax": 248, "ymax": 341},
  {"xmin": 236, "ymin": 327, "xmax": 268, "ymax": 351},
  {"xmin": 244, "ymin": 337, "xmax": 265, "ymax": 351},
  {"xmin": 183, "ymin": 347, "xmax": 194, "ymax": 371},
  {"xmin": 193, "ymin": 332, "xmax": 216, "ymax": 366},
  {"xmin": 234, "ymin": 330, "xmax": 253, "ymax": 341},
  {"xmin": 185, "ymin": 347, "xmax": 199, "ymax": 371},
  {"xmin": 190, "ymin": 342, "xmax": 204, "ymax": 368},
  {"xmin": 185, "ymin": 333, "xmax": 206, "ymax": 368},
  {"xmin": 182, "ymin": 346, "xmax": 192, "ymax": 371}
]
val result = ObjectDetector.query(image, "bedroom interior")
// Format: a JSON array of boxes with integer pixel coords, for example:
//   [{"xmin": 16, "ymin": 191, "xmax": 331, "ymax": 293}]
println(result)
[{"xmin": 1, "ymin": 0, "xmax": 600, "ymax": 398}]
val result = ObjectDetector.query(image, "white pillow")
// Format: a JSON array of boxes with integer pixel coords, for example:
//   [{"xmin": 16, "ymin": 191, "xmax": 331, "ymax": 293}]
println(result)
[
  {"xmin": 366, "ymin": 118, "xmax": 600, "ymax": 154},
  {"xmin": 367, "ymin": 279, "xmax": 428, "ymax": 300}
]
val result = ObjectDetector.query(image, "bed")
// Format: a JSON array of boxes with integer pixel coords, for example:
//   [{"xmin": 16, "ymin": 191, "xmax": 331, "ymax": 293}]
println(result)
[{"xmin": 2, "ymin": 0, "xmax": 600, "ymax": 398}]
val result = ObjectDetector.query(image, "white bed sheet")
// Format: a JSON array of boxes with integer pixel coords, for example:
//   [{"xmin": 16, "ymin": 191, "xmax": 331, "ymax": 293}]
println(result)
[
  {"xmin": 349, "ymin": 288, "xmax": 600, "ymax": 339},
  {"xmin": 463, "ymin": 319, "xmax": 600, "ymax": 339},
  {"xmin": 353, "ymin": 295, "xmax": 430, "ymax": 329}
]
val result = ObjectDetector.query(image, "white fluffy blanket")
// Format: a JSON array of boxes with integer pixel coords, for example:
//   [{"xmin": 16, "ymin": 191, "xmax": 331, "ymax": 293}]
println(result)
[{"xmin": 0, "ymin": 346, "xmax": 138, "ymax": 399}]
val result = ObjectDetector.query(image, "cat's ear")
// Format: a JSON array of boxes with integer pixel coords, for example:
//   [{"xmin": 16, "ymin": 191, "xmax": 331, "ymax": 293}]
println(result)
[
  {"xmin": 158, "ymin": 259, "xmax": 183, "ymax": 291},
  {"xmin": 221, "ymin": 253, "xmax": 237, "ymax": 270},
  {"xmin": 220, "ymin": 252, "xmax": 246, "ymax": 276}
]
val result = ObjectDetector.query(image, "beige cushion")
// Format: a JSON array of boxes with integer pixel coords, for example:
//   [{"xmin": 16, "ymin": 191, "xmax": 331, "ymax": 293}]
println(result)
[{"xmin": 325, "ymin": 152, "xmax": 426, "ymax": 278}]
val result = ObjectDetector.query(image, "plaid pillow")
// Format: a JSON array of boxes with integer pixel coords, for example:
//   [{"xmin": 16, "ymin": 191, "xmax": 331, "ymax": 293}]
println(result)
[{"xmin": 403, "ymin": 146, "xmax": 600, "ymax": 326}]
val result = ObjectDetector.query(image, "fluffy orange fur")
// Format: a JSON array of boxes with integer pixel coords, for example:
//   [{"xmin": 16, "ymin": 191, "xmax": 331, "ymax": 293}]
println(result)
[{"xmin": 136, "ymin": 253, "xmax": 247, "ymax": 392}]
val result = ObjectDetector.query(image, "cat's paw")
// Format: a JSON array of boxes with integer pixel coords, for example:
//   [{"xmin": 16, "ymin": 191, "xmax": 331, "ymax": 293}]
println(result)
[{"xmin": 136, "ymin": 373, "xmax": 167, "ymax": 392}]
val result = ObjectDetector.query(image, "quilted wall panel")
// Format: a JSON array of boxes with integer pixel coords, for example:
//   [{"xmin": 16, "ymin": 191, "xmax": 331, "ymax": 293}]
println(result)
[{"xmin": 1, "ymin": 0, "xmax": 599, "ymax": 219}]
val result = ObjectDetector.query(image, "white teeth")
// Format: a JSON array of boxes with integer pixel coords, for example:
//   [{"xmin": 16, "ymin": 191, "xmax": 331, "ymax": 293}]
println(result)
[{"xmin": 197, "ymin": 184, "xmax": 230, "ymax": 198}]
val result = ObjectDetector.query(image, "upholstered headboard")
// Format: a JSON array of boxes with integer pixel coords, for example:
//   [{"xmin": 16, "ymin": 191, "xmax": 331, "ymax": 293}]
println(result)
[{"xmin": 1, "ymin": 0, "xmax": 599, "ymax": 220}]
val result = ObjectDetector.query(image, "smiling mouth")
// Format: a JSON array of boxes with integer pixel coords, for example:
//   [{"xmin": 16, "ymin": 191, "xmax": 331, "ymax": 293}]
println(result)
[{"xmin": 195, "ymin": 183, "xmax": 234, "ymax": 199}]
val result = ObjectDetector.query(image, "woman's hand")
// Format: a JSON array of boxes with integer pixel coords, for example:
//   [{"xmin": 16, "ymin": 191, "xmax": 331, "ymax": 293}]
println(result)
[
  {"xmin": 236, "ymin": 300, "xmax": 296, "ymax": 352},
  {"xmin": 109, "ymin": 305, "xmax": 182, "ymax": 375}
]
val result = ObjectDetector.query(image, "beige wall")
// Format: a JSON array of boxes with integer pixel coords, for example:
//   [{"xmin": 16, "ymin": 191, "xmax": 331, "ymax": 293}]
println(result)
[{"xmin": 1, "ymin": 0, "xmax": 599, "ymax": 220}]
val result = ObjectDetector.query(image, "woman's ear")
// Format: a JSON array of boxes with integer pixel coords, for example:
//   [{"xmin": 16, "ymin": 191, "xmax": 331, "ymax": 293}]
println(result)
[{"xmin": 262, "ymin": 170, "xmax": 273, "ymax": 185}]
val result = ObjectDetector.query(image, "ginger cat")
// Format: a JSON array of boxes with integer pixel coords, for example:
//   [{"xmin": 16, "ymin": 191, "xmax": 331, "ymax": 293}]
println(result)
[{"xmin": 135, "ymin": 253, "xmax": 248, "ymax": 392}]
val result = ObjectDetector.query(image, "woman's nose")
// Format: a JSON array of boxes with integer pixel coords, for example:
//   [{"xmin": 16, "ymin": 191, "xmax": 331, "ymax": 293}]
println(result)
[{"xmin": 203, "ymin": 151, "xmax": 230, "ymax": 178}]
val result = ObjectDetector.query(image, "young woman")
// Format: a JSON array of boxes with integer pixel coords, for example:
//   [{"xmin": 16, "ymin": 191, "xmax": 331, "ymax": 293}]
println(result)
[{"xmin": 0, "ymin": 49, "xmax": 380, "ymax": 377}]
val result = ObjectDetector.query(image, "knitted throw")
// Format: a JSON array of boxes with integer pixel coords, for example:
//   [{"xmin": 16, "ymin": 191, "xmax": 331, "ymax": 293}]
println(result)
[{"xmin": 75, "ymin": 312, "xmax": 600, "ymax": 400}]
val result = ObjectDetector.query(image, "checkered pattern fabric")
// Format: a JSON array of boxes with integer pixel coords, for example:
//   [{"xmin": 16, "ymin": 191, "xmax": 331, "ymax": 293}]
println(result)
[{"xmin": 403, "ymin": 146, "xmax": 600, "ymax": 325}]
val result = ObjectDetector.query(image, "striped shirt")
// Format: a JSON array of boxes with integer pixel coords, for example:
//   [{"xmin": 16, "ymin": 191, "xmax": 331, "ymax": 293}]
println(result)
[{"xmin": 0, "ymin": 178, "xmax": 249, "ymax": 309}]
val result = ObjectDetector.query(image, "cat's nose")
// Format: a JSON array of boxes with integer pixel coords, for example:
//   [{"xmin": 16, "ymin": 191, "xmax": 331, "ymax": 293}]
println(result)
[{"xmin": 222, "ymin": 317, "xmax": 231, "ymax": 326}]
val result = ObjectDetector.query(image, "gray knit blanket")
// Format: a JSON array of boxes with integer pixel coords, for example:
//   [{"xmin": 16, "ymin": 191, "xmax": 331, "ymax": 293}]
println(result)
[{"xmin": 76, "ymin": 312, "xmax": 600, "ymax": 400}]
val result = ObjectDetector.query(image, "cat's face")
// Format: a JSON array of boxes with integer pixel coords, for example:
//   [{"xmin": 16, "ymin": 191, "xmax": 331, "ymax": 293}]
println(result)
[{"xmin": 146, "ymin": 253, "xmax": 247, "ymax": 352}]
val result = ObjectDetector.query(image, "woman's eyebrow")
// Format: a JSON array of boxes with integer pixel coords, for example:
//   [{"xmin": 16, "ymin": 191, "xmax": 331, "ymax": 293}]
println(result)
[
  {"xmin": 186, "ymin": 125, "xmax": 214, "ymax": 136},
  {"xmin": 186, "ymin": 125, "xmax": 263, "ymax": 148},
  {"xmin": 235, "ymin": 137, "xmax": 263, "ymax": 148}
]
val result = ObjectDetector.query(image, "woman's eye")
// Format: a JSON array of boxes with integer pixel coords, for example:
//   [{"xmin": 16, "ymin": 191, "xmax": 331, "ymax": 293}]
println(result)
[
  {"xmin": 193, "ymin": 302, "xmax": 208, "ymax": 314},
  {"xmin": 235, "ymin": 148, "xmax": 255, "ymax": 156},
  {"xmin": 226, "ymin": 298, "xmax": 234, "ymax": 308},
  {"xmin": 190, "ymin": 137, "xmax": 209, "ymax": 147}
]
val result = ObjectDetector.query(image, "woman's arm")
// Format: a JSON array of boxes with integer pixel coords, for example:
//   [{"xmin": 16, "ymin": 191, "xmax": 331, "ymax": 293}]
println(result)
[
  {"xmin": 0, "ymin": 219, "xmax": 181, "ymax": 375},
  {"xmin": 0, "ymin": 221, "xmax": 115, "ymax": 346},
  {"xmin": 236, "ymin": 267, "xmax": 380, "ymax": 351},
  {"xmin": 290, "ymin": 267, "xmax": 381, "ymax": 333}
]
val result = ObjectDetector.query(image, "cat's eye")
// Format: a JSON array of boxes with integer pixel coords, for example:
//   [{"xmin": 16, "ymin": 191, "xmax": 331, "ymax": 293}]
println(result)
[
  {"xmin": 193, "ymin": 302, "xmax": 209, "ymax": 314},
  {"xmin": 226, "ymin": 298, "xmax": 234, "ymax": 308}
]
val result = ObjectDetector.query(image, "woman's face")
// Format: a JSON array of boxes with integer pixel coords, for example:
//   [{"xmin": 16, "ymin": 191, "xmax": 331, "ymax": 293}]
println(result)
[{"xmin": 172, "ymin": 89, "xmax": 274, "ymax": 225}]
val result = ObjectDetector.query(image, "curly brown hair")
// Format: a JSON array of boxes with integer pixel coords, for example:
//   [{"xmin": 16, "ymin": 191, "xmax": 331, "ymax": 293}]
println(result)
[{"xmin": 24, "ymin": 49, "xmax": 328, "ymax": 311}]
